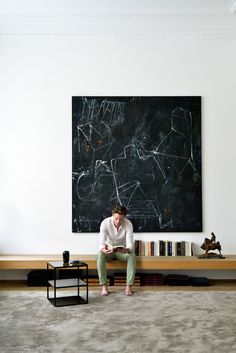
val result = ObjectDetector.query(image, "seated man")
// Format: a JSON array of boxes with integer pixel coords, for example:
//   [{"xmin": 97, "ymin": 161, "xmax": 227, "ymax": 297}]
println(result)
[{"xmin": 97, "ymin": 204, "xmax": 136, "ymax": 296}]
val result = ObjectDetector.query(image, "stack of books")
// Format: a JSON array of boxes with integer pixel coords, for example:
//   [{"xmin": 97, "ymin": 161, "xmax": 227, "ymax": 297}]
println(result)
[
  {"xmin": 134, "ymin": 240, "xmax": 192, "ymax": 256},
  {"xmin": 140, "ymin": 273, "xmax": 164, "ymax": 286}
]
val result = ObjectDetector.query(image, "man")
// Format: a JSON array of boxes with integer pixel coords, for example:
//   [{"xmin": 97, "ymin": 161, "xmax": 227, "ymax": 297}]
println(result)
[{"xmin": 97, "ymin": 204, "xmax": 136, "ymax": 296}]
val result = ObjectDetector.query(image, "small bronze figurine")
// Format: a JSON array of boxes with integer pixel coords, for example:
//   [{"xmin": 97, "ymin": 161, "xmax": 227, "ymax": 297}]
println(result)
[{"xmin": 199, "ymin": 232, "xmax": 225, "ymax": 259}]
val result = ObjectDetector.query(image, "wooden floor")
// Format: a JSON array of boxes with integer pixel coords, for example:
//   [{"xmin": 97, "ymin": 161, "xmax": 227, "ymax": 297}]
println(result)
[{"xmin": 1, "ymin": 280, "xmax": 236, "ymax": 291}]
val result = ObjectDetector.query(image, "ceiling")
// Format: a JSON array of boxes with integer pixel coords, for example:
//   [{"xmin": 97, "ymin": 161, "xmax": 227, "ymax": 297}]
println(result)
[
  {"xmin": 0, "ymin": 0, "xmax": 235, "ymax": 36},
  {"xmin": 0, "ymin": 0, "xmax": 235, "ymax": 14}
]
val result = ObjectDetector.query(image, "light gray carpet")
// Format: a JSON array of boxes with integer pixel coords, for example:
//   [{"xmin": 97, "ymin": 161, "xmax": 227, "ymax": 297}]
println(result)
[{"xmin": 0, "ymin": 290, "xmax": 236, "ymax": 353}]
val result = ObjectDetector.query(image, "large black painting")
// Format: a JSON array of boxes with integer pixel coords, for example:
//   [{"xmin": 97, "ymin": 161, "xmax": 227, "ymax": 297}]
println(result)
[{"xmin": 72, "ymin": 96, "xmax": 202, "ymax": 232}]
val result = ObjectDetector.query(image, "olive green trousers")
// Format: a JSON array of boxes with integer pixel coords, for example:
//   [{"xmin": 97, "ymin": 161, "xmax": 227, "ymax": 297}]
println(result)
[{"xmin": 97, "ymin": 250, "xmax": 136, "ymax": 286}]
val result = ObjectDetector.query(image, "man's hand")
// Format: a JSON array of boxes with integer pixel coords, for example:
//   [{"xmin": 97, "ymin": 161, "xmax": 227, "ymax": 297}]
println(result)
[{"xmin": 101, "ymin": 246, "xmax": 113, "ymax": 254}]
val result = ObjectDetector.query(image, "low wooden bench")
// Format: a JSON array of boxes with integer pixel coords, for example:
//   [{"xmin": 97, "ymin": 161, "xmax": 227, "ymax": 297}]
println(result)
[{"xmin": 1, "ymin": 254, "xmax": 236, "ymax": 271}]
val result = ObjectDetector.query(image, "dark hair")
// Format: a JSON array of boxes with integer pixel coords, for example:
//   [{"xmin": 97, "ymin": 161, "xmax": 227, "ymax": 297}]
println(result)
[{"xmin": 112, "ymin": 204, "xmax": 127, "ymax": 216}]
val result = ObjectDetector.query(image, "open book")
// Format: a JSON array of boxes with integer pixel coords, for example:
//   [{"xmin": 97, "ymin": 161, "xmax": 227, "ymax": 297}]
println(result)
[
  {"xmin": 105, "ymin": 242, "xmax": 125, "ymax": 252},
  {"xmin": 113, "ymin": 245, "xmax": 125, "ymax": 252}
]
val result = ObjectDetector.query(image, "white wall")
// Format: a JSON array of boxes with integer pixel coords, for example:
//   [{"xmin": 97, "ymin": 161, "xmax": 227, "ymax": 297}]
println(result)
[{"xmin": 1, "ymin": 33, "xmax": 236, "ymax": 260}]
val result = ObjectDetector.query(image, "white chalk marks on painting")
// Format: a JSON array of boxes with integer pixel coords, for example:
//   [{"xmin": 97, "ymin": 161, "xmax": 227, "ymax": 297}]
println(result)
[{"xmin": 72, "ymin": 96, "xmax": 202, "ymax": 232}]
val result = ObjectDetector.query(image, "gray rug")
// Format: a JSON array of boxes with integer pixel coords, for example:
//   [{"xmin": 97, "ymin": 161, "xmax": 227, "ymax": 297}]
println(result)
[{"xmin": 0, "ymin": 290, "xmax": 236, "ymax": 353}]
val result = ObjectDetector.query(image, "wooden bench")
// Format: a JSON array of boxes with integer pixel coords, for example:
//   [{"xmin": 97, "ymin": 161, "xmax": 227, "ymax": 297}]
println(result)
[{"xmin": 1, "ymin": 254, "xmax": 236, "ymax": 271}]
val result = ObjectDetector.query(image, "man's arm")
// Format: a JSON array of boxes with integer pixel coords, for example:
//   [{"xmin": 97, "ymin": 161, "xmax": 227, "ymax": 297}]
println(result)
[
  {"xmin": 125, "ymin": 219, "xmax": 134, "ymax": 251},
  {"xmin": 99, "ymin": 219, "xmax": 113, "ymax": 254},
  {"xmin": 99, "ymin": 220, "xmax": 107, "ymax": 250}
]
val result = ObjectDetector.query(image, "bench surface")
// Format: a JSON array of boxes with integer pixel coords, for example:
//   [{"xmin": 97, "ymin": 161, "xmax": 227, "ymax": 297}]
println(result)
[{"xmin": 1, "ymin": 255, "xmax": 236, "ymax": 270}]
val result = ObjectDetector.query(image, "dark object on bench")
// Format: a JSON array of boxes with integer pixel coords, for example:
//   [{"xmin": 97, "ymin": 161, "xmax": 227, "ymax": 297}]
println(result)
[
  {"xmin": 164, "ymin": 274, "xmax": 191, "ymax": 286},
  {"xmin": 27, "ymin": 269, "xmax": 80, "ymax": 286},
  {"xmin": 27, "ymin": 270, "xmax": 52, "ymax": 286},
  {"xmin": 191, "ymin": 277, "xmax": 209, "ymax": 286}
]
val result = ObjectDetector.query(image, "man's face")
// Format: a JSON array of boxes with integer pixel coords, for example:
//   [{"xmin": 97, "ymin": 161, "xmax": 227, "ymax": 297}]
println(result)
[{"xmin": 112, "ymin": 213, "xmax": 125, "ymax": 228}]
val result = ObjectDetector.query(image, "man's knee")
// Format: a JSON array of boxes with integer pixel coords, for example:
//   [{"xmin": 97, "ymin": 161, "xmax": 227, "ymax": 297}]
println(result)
[
  {"xmin": 127, "ymin": 250, "xmax": 136, "ymax": 260},
  {"xmin": 120, "ymin": 251, "xmax": 136, "ymax": 263},
  {"xmin": 97, "ymin": 251, "xmax": 106, "ymax": 264},
  {"xmin": 98, "ymin": 250, "xmax": 105, "ymax": 258},
  {"xmin": 98, "ymin": 251, "xmax": 114, "ymax": 263}
]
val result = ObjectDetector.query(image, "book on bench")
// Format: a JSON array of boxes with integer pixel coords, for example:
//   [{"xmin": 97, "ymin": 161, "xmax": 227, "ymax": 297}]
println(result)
[
  {"xmin": 105, "ymin": 242, "xmax": 125, "ymax": 252},
  {"xmin": 113, "ymin": 245, "xmax": 125, "ymax": 252}
]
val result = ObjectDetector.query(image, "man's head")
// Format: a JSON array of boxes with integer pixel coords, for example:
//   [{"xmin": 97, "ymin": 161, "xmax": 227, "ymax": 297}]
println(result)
[
  {"xmin": 112, "ymin": 204, "xmax": 127, "ymax": 228},
  {"xmin": 112, "ymin": 204, "xmax": 127, "ymax": 216}
]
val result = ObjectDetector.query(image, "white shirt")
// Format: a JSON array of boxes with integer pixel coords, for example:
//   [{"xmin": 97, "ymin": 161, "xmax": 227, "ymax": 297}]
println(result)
[{"xmin": 99, "ymin": 216, "xmax": 134, "ymax": 251}]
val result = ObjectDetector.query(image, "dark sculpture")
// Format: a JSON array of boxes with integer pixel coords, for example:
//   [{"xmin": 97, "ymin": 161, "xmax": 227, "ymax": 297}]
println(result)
[{"xmin": 199, "ymin": 232, "xmax": 224, "ymax": 258}]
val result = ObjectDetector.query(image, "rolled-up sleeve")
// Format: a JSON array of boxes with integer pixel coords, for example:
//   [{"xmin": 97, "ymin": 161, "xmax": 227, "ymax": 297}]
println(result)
[
  {"xmin": 125, "ymin": 219, "xmax": 134, "ymax": 250},
  {"xmin": 99, "ymin": 219, "xmax": 108, "ymax": 250}
]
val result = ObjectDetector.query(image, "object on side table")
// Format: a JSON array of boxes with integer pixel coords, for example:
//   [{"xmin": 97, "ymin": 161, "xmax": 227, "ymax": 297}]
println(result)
[
  {"xmin": 63, "ymin": 250, "xmax": 70, "ymax": 264},
  {"xmin": 70, "ymin": 260, "xmax": 81, "ymax": 265}
]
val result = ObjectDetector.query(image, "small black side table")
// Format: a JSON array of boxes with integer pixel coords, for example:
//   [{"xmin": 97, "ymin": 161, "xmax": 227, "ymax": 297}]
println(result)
[{"xmin": 47, "ymin": 261, "xmax": 88, "ymax": 307}]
